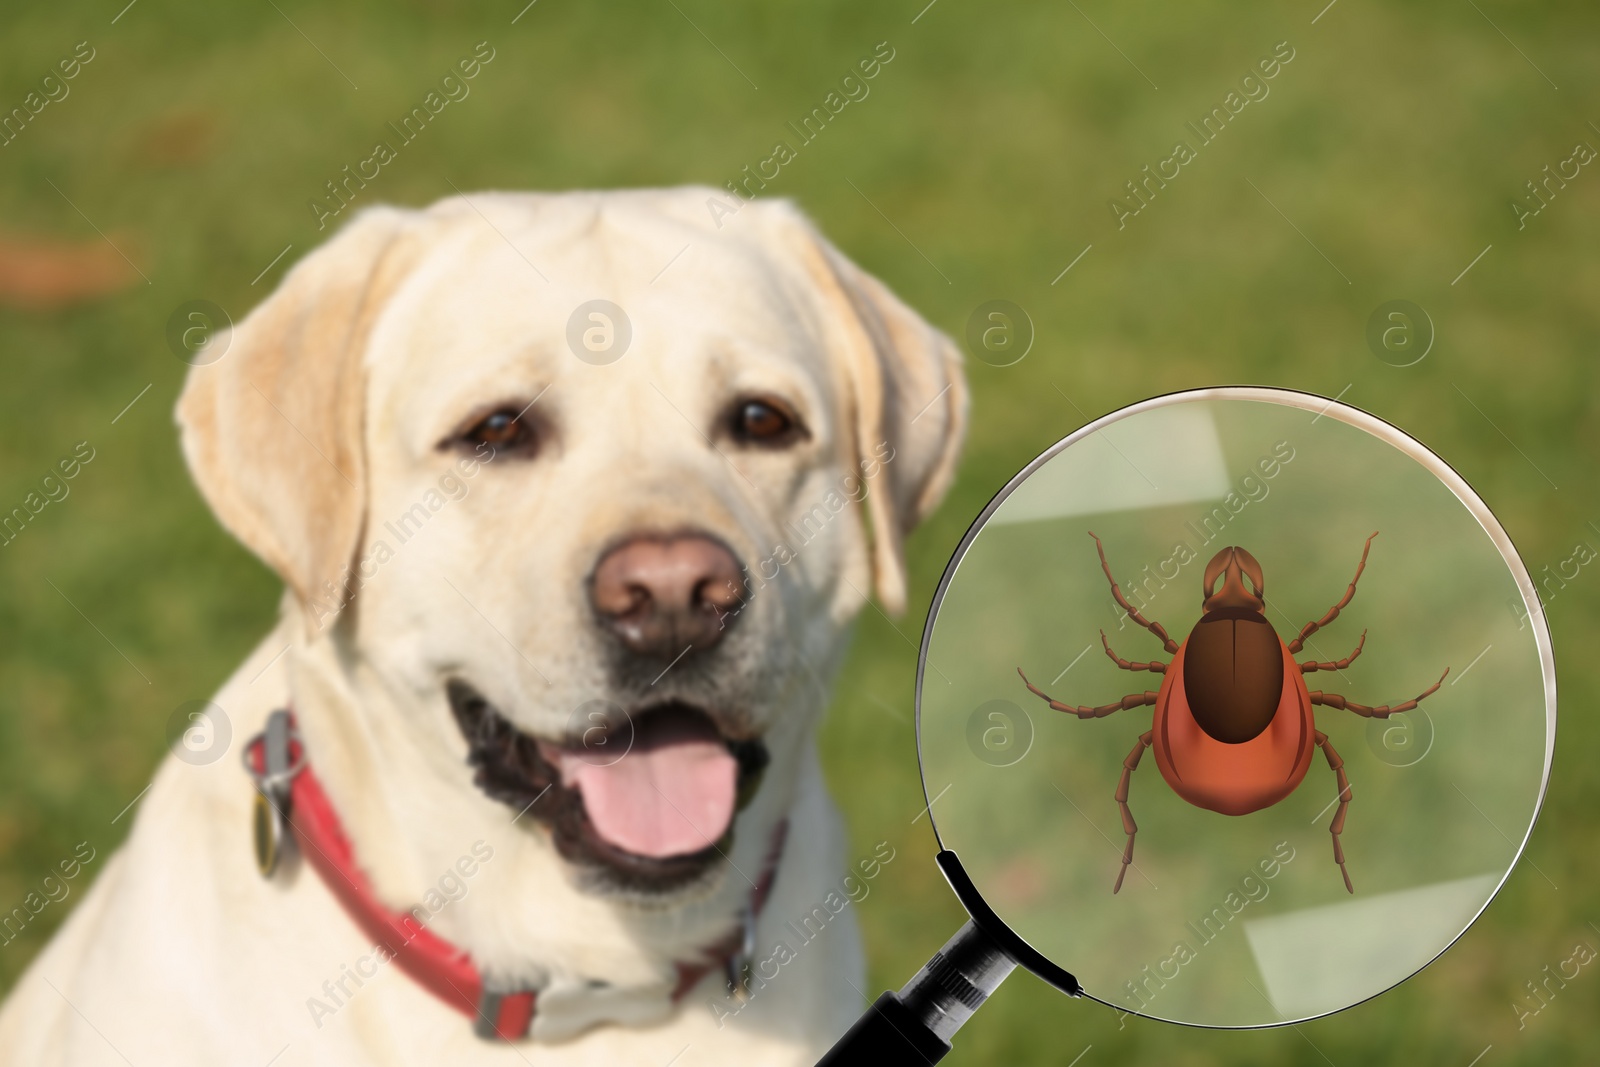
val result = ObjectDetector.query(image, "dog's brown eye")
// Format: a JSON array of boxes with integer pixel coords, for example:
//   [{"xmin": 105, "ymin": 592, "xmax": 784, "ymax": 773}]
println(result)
[
  {"xmin": 728, "ymin": 398, "xmax": 801, "ymax": 447},
  {"xmin": 460, "ymin": 407, "xmax": 537, "ymax": 454}
]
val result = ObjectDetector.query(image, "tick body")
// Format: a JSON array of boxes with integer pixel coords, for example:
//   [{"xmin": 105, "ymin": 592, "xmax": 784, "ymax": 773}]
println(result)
[{"xmin": 1019, "ymin": 532, "xmax": 1448, "ymax": 894}]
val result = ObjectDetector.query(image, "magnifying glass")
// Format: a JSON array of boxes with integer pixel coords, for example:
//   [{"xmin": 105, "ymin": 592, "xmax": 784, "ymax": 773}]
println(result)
[{"xmin": 819, "ymin": 387, "xmax": 1555, "ymax": 1063}]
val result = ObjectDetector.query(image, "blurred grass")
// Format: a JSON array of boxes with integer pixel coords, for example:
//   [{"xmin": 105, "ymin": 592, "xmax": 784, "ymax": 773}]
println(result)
[{"xmin": 1, "ymin": 0, "xmax": 1598, "ymax": 1062}]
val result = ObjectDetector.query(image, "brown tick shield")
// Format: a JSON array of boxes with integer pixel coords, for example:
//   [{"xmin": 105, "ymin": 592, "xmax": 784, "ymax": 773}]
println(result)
[{"xmin": 1182, "ymin": 608, "xmax": 1286, "ymax": 744}]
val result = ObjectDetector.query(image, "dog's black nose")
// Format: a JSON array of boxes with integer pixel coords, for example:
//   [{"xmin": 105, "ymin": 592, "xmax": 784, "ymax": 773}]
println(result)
[{"xmin": 590, "ymin": 534, "xmax": 746, "ymax": 657}]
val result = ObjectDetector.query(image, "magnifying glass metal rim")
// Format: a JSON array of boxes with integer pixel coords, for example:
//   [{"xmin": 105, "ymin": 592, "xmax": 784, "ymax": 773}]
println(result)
[{"xmin": 913, "ymin": 385, "xmax": 1558, "ymax": 1029}]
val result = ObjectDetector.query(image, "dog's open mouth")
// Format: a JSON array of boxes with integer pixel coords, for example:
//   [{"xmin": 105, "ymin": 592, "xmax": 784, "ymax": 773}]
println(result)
[{"xmin": 446, "ymin": 680, "xmax": 768, "ymax": 894}]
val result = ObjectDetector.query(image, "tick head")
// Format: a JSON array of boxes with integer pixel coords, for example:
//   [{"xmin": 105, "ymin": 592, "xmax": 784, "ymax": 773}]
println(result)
[{"xmin": 1202, "ymin": 545, "xmax": 1265, "ymax": 613}]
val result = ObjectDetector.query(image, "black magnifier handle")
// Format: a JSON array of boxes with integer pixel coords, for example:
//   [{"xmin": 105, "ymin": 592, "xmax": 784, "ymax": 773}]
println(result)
[{"xmin": 815, "ymin": 919, "xmax": 1017, "ymax": 1066}]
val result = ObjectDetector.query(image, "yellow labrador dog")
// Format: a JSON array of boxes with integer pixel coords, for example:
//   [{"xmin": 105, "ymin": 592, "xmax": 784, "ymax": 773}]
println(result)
[{"xmin": 0, "ymin": 189, "xmax": 965, "ymax": 1065}]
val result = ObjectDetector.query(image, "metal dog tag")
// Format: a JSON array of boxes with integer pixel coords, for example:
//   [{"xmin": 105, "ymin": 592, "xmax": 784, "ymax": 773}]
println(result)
[
  {"xmin": 247, "ymin": 710, "xmax": 299, "ymax": 878},
  {"xmin": 252, "ymin": 789, "xmax": 287, "ymax": 877}
]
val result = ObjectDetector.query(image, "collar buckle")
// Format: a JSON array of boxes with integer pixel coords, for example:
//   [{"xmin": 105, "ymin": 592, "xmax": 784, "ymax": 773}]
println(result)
[
  {"xmin": 474, "ymin": 983, "xmax": 537, "ymax": 1042},
  {"xmin": 242, "ymin": 709, "xmax": 304, "ymax": 878}
]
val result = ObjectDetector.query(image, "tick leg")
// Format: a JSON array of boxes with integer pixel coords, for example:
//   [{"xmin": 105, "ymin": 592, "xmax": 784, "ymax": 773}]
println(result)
[
  {"xmin": 1308, "ymin": 668, "xmax": 1449, "ymax": 718},
  {"xmin": 1314, "ymin": 730, "xmax": 1355, "ymax": 894},
  {"xmin": 1017, "ymin": 668, "xmax": 1158, "ymax": 719},
  {"xmin": 1100, "ymin": 630, "xmax": 1167, "ymax": 674},
  {"xmin": 1089, "ymin": 531, "xmax": 1180, "ymax": 654},
  {"xmin": 1287, "ymin": 531, "xmax": 1378, "ymax": 654},
  {"xmin": 1113, "ymin": 731, "xmax": 1155, "ymax": 894},
  {"xmin": 1299, "ymin": 630, "xmax": 1366, "ymax": 674}
]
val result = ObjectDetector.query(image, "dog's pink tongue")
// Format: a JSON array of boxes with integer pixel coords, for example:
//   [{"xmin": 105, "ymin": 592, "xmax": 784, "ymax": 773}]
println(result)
[{"xmin": 560, "ymin": 731, "xmax": 737, "ymax": 859}]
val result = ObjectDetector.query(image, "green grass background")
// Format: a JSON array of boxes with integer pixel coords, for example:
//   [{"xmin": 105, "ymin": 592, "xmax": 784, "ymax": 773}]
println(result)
[{"xmin": 1, "ymin": 0, "xmax": 1596, "ymax": 1063}]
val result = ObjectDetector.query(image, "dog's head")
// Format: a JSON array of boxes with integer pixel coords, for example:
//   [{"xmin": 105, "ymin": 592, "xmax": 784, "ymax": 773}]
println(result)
[{"xmin": 176, "ymin": 189, "xmax": 965, "ymax": 902}]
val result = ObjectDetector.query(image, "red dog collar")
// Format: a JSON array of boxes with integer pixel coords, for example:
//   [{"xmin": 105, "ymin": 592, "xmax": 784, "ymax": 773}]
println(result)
[{"xmin": 244, "ymin": 709, "xmax": 786, "ymax": 1041}]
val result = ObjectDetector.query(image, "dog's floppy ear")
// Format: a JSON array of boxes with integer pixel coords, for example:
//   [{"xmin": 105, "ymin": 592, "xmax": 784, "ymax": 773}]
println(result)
[
  {"xmin": 761, "ymin": 203, "xmax": 969, "ymax": 615},
  {"xmin": 176, "ymin": 207, "xmax": 421, "ymax": 623}
]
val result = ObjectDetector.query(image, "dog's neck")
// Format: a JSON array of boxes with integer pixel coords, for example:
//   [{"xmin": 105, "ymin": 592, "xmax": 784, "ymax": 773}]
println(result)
[{"xmin": 276, "ymin": 606, "xmax": 811, "ymax": 1041}]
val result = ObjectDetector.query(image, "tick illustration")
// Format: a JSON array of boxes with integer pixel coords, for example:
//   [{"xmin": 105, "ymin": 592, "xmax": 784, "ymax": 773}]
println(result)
[{"xmin": 1018, "ymin": 532, "xmax": 1448, "ymax": 893}]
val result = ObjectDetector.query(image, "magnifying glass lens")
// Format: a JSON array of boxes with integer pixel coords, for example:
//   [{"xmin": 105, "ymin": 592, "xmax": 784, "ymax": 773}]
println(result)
[{"xmin": 917, "ymin": 390, "xmax": 1554, "ymax": 1028}]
